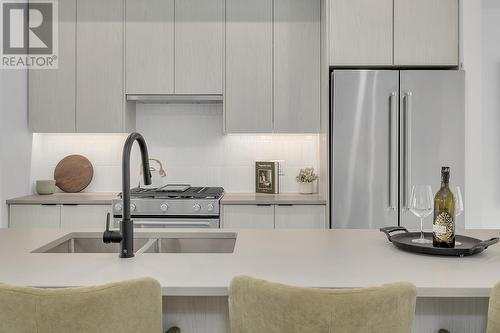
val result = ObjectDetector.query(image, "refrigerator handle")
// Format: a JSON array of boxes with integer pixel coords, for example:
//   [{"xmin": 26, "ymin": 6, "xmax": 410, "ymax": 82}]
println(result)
[
  {"xmin": 389, "ymin": 92, "xmax": 398, "ymax": 211},
  {"xmin": 403, "ymin": 92, "xmax": 413, "ymax": 210}
]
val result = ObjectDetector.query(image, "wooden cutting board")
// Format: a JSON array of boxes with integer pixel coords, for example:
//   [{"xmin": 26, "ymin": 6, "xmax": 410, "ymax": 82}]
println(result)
[{"xmin": 54, "ymin": 155, "xmax": 94, "ymax": 193}]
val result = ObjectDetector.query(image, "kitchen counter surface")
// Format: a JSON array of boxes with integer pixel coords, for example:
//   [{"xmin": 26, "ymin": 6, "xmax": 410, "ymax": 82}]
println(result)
[
  {"xmin": 0, "ymin": 228, "xmax": 499, "ymax": 297},
  {"xmin": 6, "ymin": 192, "xmax": 119, "ymax": 205},
  {"xmin": 221, "ymin": 192, "xmax": 326, "ymax": 205}
]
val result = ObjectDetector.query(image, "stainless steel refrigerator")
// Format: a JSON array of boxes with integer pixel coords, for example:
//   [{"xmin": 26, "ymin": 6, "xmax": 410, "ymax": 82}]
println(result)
[{"xmin": 330, "ymin": 70, "xmax": 465, "ymax": 229}]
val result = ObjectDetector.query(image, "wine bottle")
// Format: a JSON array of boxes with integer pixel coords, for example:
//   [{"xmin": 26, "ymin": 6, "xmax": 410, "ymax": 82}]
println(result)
[{"xmin": 433, "ymin": 167, "xmax": 455, "ymax": 248}]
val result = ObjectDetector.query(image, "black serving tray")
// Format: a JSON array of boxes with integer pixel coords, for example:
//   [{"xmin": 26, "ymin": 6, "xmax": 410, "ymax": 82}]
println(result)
[{"xmin": 380, "ymin": 226, "xmax": 499, "ymax": 257}]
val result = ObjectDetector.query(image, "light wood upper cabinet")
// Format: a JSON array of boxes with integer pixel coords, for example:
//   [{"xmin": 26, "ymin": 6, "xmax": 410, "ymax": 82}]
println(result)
[
  {"xmin": 175, "ymin": 0, "xmax": 224, "ymax": 94},
  {"xmin": 274, "ymin": 0, "xmax": 320, "ymax": 133},
  {"xmin": 28, "ymin": 0, "xmax": 76, "ymax": 133},
  {"xmin": 394, "ymin": 0, "xmax": 459, "ymax": 66},
  {"xmin": 225, "ymin": 0, "xmax": 274, "ymax": 133},
  {"xmin": 329, "ymin": 0, "xmax": 459, "ymax": 66},
  {"xmin": 329, "ymin": 0, "xmax": 393, "ymax": 66},
  {"xmin": 225, "ymin": 0, "xmax": 320, "ymax": 133},
  {"xmin": 125, "ymin": 0, "xmax": 174, "ymax": 94},
  {"xmin": 29, "ymin": 0, "xmax": 133, "ymax": 133},
  {"xmin": 77, "ymin": 0, "xmax": 133, "ymax": 133}
]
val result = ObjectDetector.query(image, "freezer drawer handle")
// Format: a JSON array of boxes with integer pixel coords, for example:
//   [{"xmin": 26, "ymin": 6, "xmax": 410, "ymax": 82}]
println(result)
[{"xmin": 389, "ymin": 92, "xmax": 398, "ymax": 211}]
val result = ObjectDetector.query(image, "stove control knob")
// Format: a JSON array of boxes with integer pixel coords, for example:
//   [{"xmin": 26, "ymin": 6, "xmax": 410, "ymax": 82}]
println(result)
[
  {"xmin": 160, "ymin": 203, "xmax": 169, "ymax": 212},
  {"xmin": 114, "ymin": 203, "xmax": 122, "ymax": 212},
  {"xmin": 207, "ymin": 204, "xmax": 214, "ymax": 212},
  {"xmin": 193, "ymin": 203, "xmax": 201, "ymax": 212},
  {"xmin": 130, "ymin": 203, "xmax": 137, "ymax": 212}
]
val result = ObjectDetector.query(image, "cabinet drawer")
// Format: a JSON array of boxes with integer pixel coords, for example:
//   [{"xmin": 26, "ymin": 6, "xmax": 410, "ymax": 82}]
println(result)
[
  {"xmin": 60, "ymin": 205, "xmax": 111, "ymax": 229},
  {"xmin": 275, "ymin": 205, "xmax": 326, "ymax": 229},
  {"xmin": 222, "ymin": 205, "xmax": 274, "ymax": 229},
  {"xmin": 9, "ymin": 205, "xmax": 61, "ymax": 228}
]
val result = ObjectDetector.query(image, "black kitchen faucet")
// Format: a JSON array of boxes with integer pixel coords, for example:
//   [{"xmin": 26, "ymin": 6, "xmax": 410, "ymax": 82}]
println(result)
[{"xmin": 103, "ymin": 132, "xmax": 151, "ymax": 258}]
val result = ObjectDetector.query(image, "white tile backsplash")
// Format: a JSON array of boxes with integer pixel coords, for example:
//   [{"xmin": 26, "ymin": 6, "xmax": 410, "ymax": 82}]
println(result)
[{"xmin": 30, "ymin": 104, "xmax": 319, "ymax": 193}]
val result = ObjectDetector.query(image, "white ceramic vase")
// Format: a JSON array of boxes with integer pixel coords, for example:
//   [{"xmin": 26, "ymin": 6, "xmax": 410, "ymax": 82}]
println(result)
[{"xmin": 298, "ymin": 182, "xmax": 314, "ymax": 194}]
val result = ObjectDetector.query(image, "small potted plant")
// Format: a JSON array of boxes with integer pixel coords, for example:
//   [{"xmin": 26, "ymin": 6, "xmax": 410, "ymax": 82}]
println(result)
[{"xmin": 296, "ymin": 168, "xmax": 319, "ymax": 194}]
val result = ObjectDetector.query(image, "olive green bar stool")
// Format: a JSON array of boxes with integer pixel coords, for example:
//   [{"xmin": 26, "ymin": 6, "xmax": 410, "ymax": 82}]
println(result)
[
  {"xmin": 229, "ymin": 276, "xmax": 416, "ymax": 333},
  {"xmin": 0, "ymin": 277, "xmax": 162, "ymax": 333},
  {"xmin": 487, "ymin": 282, "xmax": 500, "ymax": 332}
]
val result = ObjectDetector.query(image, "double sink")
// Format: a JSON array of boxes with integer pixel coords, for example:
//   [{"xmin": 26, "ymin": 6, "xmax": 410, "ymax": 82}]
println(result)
[{"xmin": 32, "ymin": 232, "xmax": 237, "ymax": 254}]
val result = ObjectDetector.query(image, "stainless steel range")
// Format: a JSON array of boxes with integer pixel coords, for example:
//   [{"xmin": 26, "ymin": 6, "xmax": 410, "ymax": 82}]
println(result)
[{"xmin": 112, "ymin": 184, "xmax": 224, "ymax": 229}]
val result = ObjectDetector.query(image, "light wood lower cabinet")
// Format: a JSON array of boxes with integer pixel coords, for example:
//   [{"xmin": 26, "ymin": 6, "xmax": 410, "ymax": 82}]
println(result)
[
  {"xmin": 222, "ymin": 204, "xmax": 326, "ymax": 229},
  {"xmin": 9, "ymin": 204, "xmax": 111, "ymax": 229},
  {"xmin": 9, "ymin": 205, "xmax": 61, "ymax": 228},
  {"xmin": 274, "ymin": 205, "xmax": 326, "ymax": 229},
  {"xmin": 222, "ymin": 205, "xmax": 275, "ymax": 229},
  {"xmin": 60, "ymin": 205, "xmax": 111, "ymax": 229}
]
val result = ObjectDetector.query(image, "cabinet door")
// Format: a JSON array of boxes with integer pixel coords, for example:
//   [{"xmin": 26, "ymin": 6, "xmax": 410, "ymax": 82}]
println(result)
[
  {"xmin": 76, "ymin": 0, "xmax": 127, "ymax": 132},
  {"xmin": 9, "ymin": 205, "xmax": 60, "ymax": 228},
  {"xmin": 274, "ymin": 205, "xmax": 326, "ymax": 229},
  {"xmin": 222, "ymin": 205, "xmax": 274, "ymax": 229},
  {"xmin": 329, "ymin": 0, "xmax": 393, "ymax": 66},
  {"xmin": 274, "ymin": 0, "xmax": 320, "ymax": 133},
  {"xmin": 29, "ymin": 0, "xmax": 76, "ymax": 133},
  {"xmin": 394, "ymin": 0, "xmax": 458, "ymax": 66},
  {"xmin": 225, "ymin": 0, "xmax": 273, "ymax": 133},
  {"xmin": 126, "ymin": 0, "xmax": 174, "ymax": 94},
  {"xmin": 60, "ymin": 205, "xmax": 111, "ymax": 229},
  {"xmin": 175, "ymin": 0, "xmax": 223, "ymax": 94}
]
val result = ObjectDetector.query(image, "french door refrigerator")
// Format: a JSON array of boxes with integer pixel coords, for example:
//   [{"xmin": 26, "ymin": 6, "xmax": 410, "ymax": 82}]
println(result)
[{"xmin": 330, "ymin": 70, "xmax": 465, "ymax": 229}]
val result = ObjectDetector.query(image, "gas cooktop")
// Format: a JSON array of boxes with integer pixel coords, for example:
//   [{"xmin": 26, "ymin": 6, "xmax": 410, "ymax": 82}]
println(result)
[{"xmin": 120, "ymin": 185, "xmax": 225, "ymax": 200}]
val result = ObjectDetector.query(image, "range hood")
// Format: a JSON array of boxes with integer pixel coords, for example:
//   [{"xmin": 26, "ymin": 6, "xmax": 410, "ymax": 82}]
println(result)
[{"xmin": 126, "ymin": 94, "xmax": 223, "ymax": 104}]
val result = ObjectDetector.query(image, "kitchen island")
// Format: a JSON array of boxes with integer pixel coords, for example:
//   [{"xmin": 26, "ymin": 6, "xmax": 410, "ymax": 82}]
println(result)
[{"xmin": 0, "ymin": 228, "xmax": 499, "ymax": 332}]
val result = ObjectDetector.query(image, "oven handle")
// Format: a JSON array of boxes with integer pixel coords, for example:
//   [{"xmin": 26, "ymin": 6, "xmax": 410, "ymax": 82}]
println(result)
[{"xmin": 133, "ymin": 221, "xmax": 212, "ymax": 227}]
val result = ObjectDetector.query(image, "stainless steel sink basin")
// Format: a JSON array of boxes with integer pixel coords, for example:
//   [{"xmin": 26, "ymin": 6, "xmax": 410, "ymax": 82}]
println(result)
[
  {"xmin": 33, "ymin": 237, "xmax": 149, "ymax": 253},
  {"xmin": 141, "ymin": 236, "xmax": 236, "ymax": 254},
  {"xmin": 33, "ymin": 232, "xmax": 237, "ymax": 254}
]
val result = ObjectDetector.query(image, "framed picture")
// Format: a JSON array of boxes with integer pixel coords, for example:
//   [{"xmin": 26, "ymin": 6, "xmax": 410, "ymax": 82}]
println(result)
[{"xmin": 255, "ymin": 161, "xmax": 279, "ymax": 194}]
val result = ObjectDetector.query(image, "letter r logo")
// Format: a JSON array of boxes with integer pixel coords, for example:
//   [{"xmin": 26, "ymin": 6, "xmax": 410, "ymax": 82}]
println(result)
[{"xmin": 2, "ymin": 1, "xmax": 53, "ymax": 55}]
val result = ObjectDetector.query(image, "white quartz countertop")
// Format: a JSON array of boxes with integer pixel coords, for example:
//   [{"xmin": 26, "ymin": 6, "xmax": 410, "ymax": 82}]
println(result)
[
  {"xmin": 6, "ymin": 192, "xmax": 119, "ymax": 205},
  {"xmin": 0, "ymin": 228, "xmax": 499, "ymax": 297},
  {"xmin": 220, "ymin": 193, "xmax": 326, "ymax": 205},
  {"xmin": 7, "ymin": 192, "xmax": 326, "ymax": 205}
]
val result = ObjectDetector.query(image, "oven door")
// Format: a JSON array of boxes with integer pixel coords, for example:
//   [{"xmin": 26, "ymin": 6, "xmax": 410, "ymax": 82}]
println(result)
[{"xmin": 114, "ymin": 217, "xmax": 219, "ymax": 229}]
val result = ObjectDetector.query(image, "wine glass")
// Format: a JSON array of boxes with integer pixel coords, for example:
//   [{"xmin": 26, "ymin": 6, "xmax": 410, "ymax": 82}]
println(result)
[
  {"xmin": 409, "ymin": 185, "xmax": 434, "ymax": 244},
  {"xmin": 454, "ymin": 186, "xmax": 464, "ymax": 217},
  {"xmin": 453, "ymin": 186, "xmax": 464, "ymax": 246}
]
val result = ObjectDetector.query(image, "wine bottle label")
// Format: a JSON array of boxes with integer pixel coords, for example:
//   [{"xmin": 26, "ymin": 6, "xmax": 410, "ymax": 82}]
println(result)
[{"xmin": 433, "ymin": 212, "xmax": 455, "ymax": 241}]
